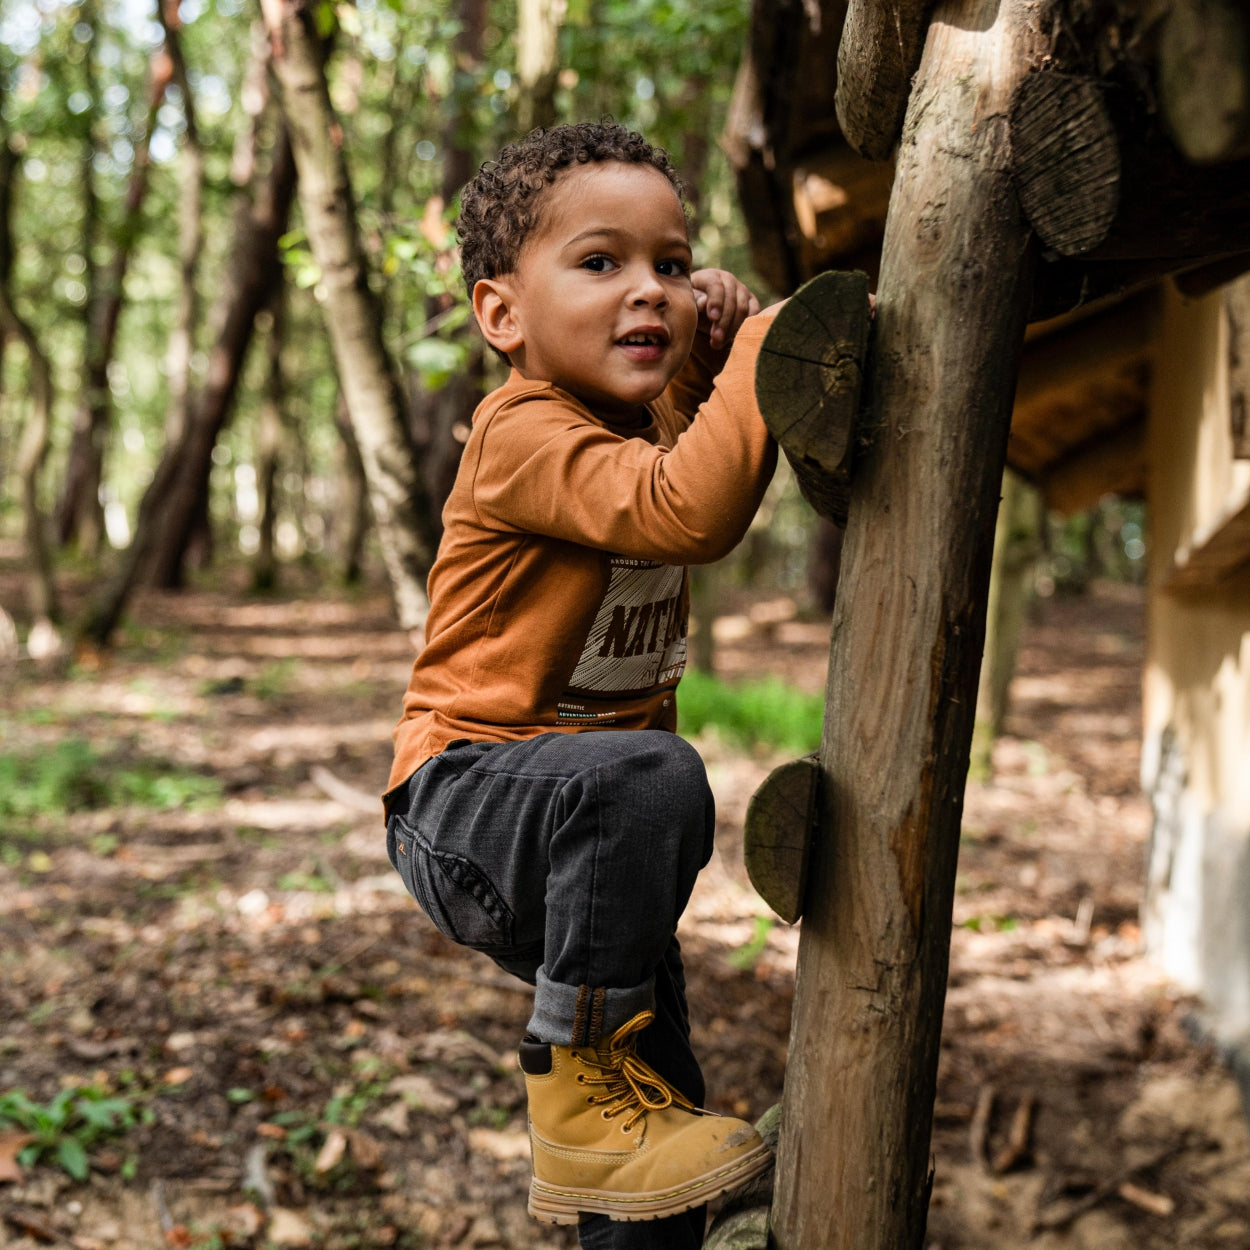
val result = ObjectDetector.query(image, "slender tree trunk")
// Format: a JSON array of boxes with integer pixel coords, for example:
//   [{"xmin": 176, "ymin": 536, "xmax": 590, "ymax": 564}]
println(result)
[
  {"xmin": 142, "ymin": 116, "xmax": 297, "ymax": 592},
  {"xmin": 264, "ymin": 0, "xmax": 436, "ymax": 635},
  {"xmin": 56, "ymin": 45, "xmax": 172, "ymax": 553},
  {"xmin": 80, "ymin": 126, "xmax": 298, "ymax": 644},
  {"xmin": 157, "ymin": 0, "xmax": 204, "ymax": 447},
  {"xmin": 771, "ymin": 3, "xmax": 1046, "ymax": 1246},
  {"xmin": 333, "ymin": 391, "xmax": 370, "ymax": 584},
  {"xmin": 970, "ymin": 468, "xmax": 1039, "ymax": 776},
  {"xmin": 0, "ymin": 143, "xmax": 59, "ymax": 631},
  {"xmin": 516, "ymin": 0, "xmax": 565, "ymax": 132},
  {"xmin": 253, "ymin": 286, "xmax": 286, "ymax": 591}
]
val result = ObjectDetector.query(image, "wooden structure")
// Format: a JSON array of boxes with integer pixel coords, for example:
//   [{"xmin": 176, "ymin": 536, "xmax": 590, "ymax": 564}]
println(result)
[{"xmin": 714, "ymin": 1, "xmax": 1250, "ymax": 1247}]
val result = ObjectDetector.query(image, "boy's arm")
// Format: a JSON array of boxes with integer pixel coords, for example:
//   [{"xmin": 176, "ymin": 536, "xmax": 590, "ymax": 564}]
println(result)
[{"xmin": 472, "ymin": 305, "xmax": 781, "ymax": 566}]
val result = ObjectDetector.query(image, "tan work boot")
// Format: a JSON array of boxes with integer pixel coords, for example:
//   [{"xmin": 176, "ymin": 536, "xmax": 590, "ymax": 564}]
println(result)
[{"xmin": 519, "ymin": 1009, "xmax": 772, "ymax": 1224}]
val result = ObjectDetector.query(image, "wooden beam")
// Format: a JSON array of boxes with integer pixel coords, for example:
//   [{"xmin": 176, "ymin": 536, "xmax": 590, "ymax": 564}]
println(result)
[
  {"xmin": 1159, "ymin": 0, "xmax": 1250, "ymax": 165},
  {"xmin": 1009, "ymin": 289, "xmax": 1157, "ymax": 479},
  {"xmin": 1036, "ymin": 417, "xmax": 1147, "ymax": 514},
  {"xmin": 770, "ymin": 1, "xmax": 1045, "ymax": 1245},
  {"xmin": 1223, "ymin": 277, "xmax": 1250, "ymax": 458},
  {"xmin": 1164, "ymin": 490, "xmax": 1250, "ymax": 589},
  {"xmin": 835, "ymin": 0, "xmax": 935, "ymax": 161}
]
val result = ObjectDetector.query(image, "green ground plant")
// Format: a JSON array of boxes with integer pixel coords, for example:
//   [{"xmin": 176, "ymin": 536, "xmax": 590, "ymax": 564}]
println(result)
[
  {"xmin": 0, "ymin": 1086, "xmax": 146, "ymax": 1181},
  {"xmin": 677, "ymin": 671, "xmax": 823, "ymax": 753},
  {"xmin": 0, "ymin": 738, "xmax": 222, "ymax": 825}
]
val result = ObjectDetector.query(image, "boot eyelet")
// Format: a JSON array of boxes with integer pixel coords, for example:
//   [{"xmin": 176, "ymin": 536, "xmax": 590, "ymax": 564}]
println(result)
[{"xmin": 601, "ymin": 1110, "xmax": 612, "ymax": 1121}]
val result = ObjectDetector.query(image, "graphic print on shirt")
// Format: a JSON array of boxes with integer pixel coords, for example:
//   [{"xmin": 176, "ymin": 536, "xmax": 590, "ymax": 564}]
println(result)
[{"xmin": 561, "ymin": 556, "xmax": 687, "ymax": 713}]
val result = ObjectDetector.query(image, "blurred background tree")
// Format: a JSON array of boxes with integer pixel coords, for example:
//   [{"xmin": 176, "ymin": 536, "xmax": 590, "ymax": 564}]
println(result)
[{"xmin": 0, "ymin": 0, "xmax": 1146, "ymax": 655}]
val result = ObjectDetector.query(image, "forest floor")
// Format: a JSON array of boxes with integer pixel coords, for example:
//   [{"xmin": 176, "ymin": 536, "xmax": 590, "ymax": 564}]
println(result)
[{"xmin": 1, "ymin": 552, "xmax": 1249, "ymax": 1250}]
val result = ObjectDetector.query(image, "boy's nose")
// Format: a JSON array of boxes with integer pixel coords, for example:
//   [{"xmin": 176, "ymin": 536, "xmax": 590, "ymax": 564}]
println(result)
[{"xmin": 627, "ymin": 267, "xmax": 668, "ymax": 307}]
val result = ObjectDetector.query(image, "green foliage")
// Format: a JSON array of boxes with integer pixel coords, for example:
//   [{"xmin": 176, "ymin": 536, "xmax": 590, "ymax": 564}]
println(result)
[
  {"xmin": 677, "ymin": 671, "xmax": 823, "ymax": 753},
  {"xmin": 0, "ymin": 738, "xmax": 221, "ymax": 823},
  {"xmin": 0, "ymin": 1085, "xmax": 145, "ymax": 1181},
  {"xmin": 727, "ymin": 914, "xmax": 774, "ymax": 971}
]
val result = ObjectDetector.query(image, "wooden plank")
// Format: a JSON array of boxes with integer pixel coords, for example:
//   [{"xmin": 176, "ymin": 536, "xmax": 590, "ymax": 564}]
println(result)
[
  {"xmin": 1164, "ymin": 492, "xmax": 1250, "ymax": 589},
  {"xmin": 755, "ymin": 269, "xmax": 872, "ymax": 526},
  {"xmin": 743, "ymin": 754, "xmax": 819, "ymax": 924},
  {"xmin": 770, "ymin": 1, "xmax": 1046, "ymax": 1245},
  {"xmin": 1036, "ymin": 417, "xmax": 1147, "ymax": 514}
]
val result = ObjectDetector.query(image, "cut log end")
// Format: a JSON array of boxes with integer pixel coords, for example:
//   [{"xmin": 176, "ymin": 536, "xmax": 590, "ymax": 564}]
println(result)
[
  {"xmin": 1010, "ymin": 73, "xmax": 1120, "ymax": 257},
  {"xmin": 743, "ymin": 754, "xmax": 819, "ymax": 923},
  {"xmin": 755, "ymin": 270, "xmax": 872, "ymax": 526}
]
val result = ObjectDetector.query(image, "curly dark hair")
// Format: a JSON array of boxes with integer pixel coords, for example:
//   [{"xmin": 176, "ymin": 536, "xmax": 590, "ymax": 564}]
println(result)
[{"xmin": 456, "ymin": 121, "xmax": 687, "ymax": 297}]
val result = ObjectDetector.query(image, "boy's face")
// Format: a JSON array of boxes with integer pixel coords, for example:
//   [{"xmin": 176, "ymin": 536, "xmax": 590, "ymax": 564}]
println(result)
[{"xmin": 473, "ymin": 162, "xmax": 698, "ymax": 418}]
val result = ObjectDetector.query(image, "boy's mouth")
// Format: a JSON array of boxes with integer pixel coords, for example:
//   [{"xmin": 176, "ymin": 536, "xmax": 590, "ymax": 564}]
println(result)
[{"xmin": 616, "ymin": 328, "xmax": 669, "ymax": 358}]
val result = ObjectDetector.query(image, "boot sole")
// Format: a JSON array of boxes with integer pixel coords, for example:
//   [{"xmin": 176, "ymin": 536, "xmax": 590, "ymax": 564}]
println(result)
[{"xmin": 527, "ymin": 1139, "xmax": 773, "ymax": 1224}]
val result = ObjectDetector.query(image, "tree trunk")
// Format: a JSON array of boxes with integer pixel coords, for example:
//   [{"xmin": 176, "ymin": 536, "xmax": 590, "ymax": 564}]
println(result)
[
  {"xmin": 516, "ymin": 0, "xmax": 565, "ymax": 132},
  {"xmin": 56, "ymin": 46, "xmax": 171, "ymax": 553},
  {"xmin": 142, "ymin": 120, "xmax": 297, "ymax": 592},
  {"xmin": 156, "ymin": 0, "xmax": 205, "ymax": 447},
  {"xmin": 0, "ymin": 143, "xmax": 60, "ymax": 631},
  {"xmin": 970, "ymin": 468, "xmax": 1039, "ymax": 777},
  {"xmin": 80, "ymin": 126, "xmax": 297, "ymax": 645},
  {"xmin": 332, "ymin": 390, "xmax": 370, "ymax": 584},
  {"xmin": 253, "ymin": 287, "xmax": 286, "ymax": 592},
  {"xmin": 770, "ymin": 2, "xmax": 1044, "ymax": 1247},
  {"xmin": 264, "ymin": 0, "xmax": 436, "ymax": 635}
]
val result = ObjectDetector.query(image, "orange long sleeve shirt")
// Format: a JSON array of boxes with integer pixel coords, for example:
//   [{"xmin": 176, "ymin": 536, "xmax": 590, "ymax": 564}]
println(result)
[{"xmin": 387, "ymin": 308, "xmax": 779, "ymax": 795}]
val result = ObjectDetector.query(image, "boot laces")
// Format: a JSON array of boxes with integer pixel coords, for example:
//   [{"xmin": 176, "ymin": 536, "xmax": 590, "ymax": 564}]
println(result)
[{"xmin": 578, "ymin": 1011, "xmax": 696, "ymax": 1133}]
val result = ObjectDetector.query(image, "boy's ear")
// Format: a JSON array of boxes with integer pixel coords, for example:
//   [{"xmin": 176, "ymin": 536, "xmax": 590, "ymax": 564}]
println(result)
[{"xmin": 473, "ymin": 278, "xmax": 524, "ymax": 356}]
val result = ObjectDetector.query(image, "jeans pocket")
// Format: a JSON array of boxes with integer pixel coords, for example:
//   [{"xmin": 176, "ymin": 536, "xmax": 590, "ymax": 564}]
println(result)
[{"xmin": 388, "ymin": 815, "xmax": 515, "ymax": 951}]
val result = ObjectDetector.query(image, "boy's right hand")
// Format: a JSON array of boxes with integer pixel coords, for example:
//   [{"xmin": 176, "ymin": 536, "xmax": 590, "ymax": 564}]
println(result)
[{"xmin": 692, "ymin": 269, "xmax": 761, "ymax": 350}]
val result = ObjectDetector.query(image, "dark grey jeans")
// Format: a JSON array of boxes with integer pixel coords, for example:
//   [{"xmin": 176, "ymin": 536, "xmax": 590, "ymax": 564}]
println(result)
[{"xmin": 385, "ymin": 729, "xmax": 716, "ymax": 1250}]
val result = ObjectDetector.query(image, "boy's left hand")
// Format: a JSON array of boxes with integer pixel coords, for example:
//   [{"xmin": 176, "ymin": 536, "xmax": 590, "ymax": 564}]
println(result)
[{"xmin": 692, "ymin": 269, "xmax": 761, "ymax": 350}]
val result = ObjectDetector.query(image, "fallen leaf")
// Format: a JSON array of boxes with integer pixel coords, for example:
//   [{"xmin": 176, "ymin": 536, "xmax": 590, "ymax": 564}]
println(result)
[
  {"xmin": 163, "ymin": 1066, "xmax": 194, "ymax": 1086},
  {"xmin": 223, "ymin": 1203, "xmax": 265, "ymax": 1238},
  {"xmin": 4, "ymin": 1208, "xmax": 57, "ymax": 1243},
  {"xmin": 386, "ymin": 1073, "xmax": 458, "ymax": 1114},
  {"xmin": 314, "ymin": 1127, "xmax": 347, "ymax": 1174},
  {"xmin": 257, "ymin": 1122, "xmax": 288, "ymax": 1140},
  {"xmin": 163, "ymin": 1225, "xmax": 194, "ymax": 1249},
  {"xmin": 0, "ymin": 1131, "xmax": 34, "ymax": 1184},
  {"xmin": 467, "ymin": 1127, "xmax": 531, "ymax": 1161},
  {"xmin": 372, "ymin": 1100, "xmax": 410, "ymax": 1137},
  {"xmin": 267, "ymin": 1207, "xmax": 314, "ymax": 1247},
  {"xmin": 345, "ymin": 1128, "xmax": 384, "ymax": 1170}
]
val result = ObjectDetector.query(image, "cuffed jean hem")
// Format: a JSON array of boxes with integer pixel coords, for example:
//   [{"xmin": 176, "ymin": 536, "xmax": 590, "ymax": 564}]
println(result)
[{"xmin": 529, "ymin": 967, "xmax": 656, "ymax": 1047}]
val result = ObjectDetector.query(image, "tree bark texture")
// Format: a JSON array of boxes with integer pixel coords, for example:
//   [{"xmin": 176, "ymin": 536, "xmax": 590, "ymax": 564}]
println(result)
[
  {"xmin": 56, "ymin": 48, "xmax": 171, "ymax": 553},
  {"xmin": 835, "ymin": 0, "xmax": 935, "ymax": 161},
  {"xmin": 143, "ymin": 125, "xmax": 297, "ymax": 591},
  {"xmin": 0, "ymin": 144, "xmax": 60, "ymax": 627},
  {"xmin": 1223, "ymin": 276, "xmax": 1250, "ymax": 459},
  {"xmin": 265, "ymin": 0, "xmax": 436, "ymax": 634},
  {"xmin": 771, "ymin": 2, "xmax": 1045, "ymax": 1246}
]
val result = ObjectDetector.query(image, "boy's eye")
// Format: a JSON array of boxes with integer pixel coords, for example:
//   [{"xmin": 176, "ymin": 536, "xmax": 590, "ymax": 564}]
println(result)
[
  {"xmin": 581, "ymin": 254, "xmax": 616, "ymax": 273},
  {"xmin": 657, "ymin": 258, "xmax": 690, "ymax": 277}
]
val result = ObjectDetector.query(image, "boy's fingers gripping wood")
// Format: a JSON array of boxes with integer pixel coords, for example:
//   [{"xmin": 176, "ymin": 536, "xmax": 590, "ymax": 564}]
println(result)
[{"xmin": 754, "ymin": 269, "xmax": 872, "ymax": 528}]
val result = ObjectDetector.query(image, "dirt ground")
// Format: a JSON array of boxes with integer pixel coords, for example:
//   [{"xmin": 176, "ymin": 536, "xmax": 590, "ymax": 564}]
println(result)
[{"xmin": 2, "ymin": 557, "xmax": 1248, "ymax": 1249}]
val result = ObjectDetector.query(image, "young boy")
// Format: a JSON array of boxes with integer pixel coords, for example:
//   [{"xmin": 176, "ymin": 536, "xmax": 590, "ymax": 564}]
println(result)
[{"xmin": 384, "ymin": 122, "xmax": 779, "ymax": 1249}]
